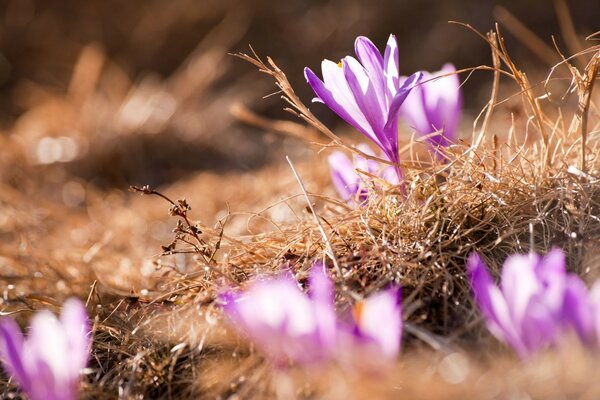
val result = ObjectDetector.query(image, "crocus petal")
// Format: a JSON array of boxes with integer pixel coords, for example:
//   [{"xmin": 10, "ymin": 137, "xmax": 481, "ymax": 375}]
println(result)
[
  {"xmin": 60, "ymin": 299, "xmax": 90, "ymax": 374},
  {"xmin": 519, "ymin": 298, "xmax": 557, "ymax": 355},
  {"xmin": 304, "ymin": 65, "xmax": 380, "ymax": 147},
  {"xmin": 353, "ymin": 143, "xmax": 378, "ymax": 174},
  {"xmin": 383, "ymin": 34, "xmax": 400, "ymax": 96},
  {"xmin": 328, "ymin": 144, "xmax": 401, "ymax": 204},
  {"xmin": 223, "ymin": 278, "xmax": 318, "ymax": 363},
  {"xmin": 535, "ymin": 248, "xmax": 567, "ymax": 313},
  {"xmin": 308, "ymin": 262, "xmax": 333, "ymax": 306},
  {"xmin": 343, "ymin": 56, "xmax": 388, "ymax": 148},
  {"xmin": 354, "ymin": 36, "xmax": 386, "ymax": 109},
  {"xmin": 221, "ymin": 270, "xmax": 335, "ymax": 365},
  {"xmin": 562, "ymin": 275, "xmax": 595, "ymax": 345},
  {"xmin": 500, "ymin": 254, "xmax": 541, "ymax": 327},
  {"xmin": 328, "ymin": 151, "xmax": 360, "ymax": 201},
  {"xmin": 0, "ymin": 301, "xmax": 89, "ymax": 400},
  {"xmin": 400, "ymin": 64, "xmax": 462, "ymax": 150},
  {"xmin": 399, "ymin": 73, "xmax": 430, "ymax": 135},
  {"xmin": 385, "ymin": 71, "xmax": 423, "ymax": 134},
  {"xmin": 467, "ymin": 253, "xmax": 524, "ymax": 355},
  {"xmin": 430, "ymin": 63, "xmax": 462, "ymax": 143},
  {"xmin": 28, "ymin": 311, "xmax": 71, "ymax": 384},
  {"xmin": 355, "ymin": 287, "xmax": 402, "ymax": 359},
  {"xmin": 308, "ymin": 263, "xmax": 337, "ymax": 349},
  {"xmin": 0, "ymin": 319, "xmax": 30, "ymax": 393}
]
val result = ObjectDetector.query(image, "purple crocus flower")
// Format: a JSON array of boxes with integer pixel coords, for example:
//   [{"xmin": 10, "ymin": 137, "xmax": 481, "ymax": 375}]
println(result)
[
  {"xmin": 467, "ymin": 249, "xmax": 568, "ymax": 358},
  {"xmin": 399, "ymin": 63, "xmax": 462, "ymax": 153},
  {"xmin": 0, "ymin": 298, "xmax": 91, "ymax": 400},
  {"xmin": 351, "ymin": 287, "xmax": 402, "ymax": 359},
  {"xmin": 220, "ymin": 264, "xmax": 337, "ymax": 365},
  {"xmin": 305, "ymin": 35, "xmax": 423, "ymax": 183},
  {"xmin": 328, "ymin": 143, "xmax": 399, "ymax": 204}
]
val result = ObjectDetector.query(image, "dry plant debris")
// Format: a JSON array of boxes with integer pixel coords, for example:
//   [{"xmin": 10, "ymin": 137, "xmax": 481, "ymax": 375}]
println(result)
[{"xmin": 1, "ymin": 10, "xmax": 600, "ymax": 399}]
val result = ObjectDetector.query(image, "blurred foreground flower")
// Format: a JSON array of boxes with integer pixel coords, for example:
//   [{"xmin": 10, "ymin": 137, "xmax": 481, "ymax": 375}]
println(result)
[
  {"xmin": 220, "ymin": 265, "xmax": 337, "ymax": 365},
  {"xmin": 329, "ymin": 143, "xmax": 399, "ymax": 204},
  {"xmin": 351, "ymin": 287, "xmax": 402, "ymax": 359},
  {"xmin": 221, "ymin": 264, "xmax": 404, "ymax": 365},
  {"xmin": 400, "ymin": 64, "xmax": 461, "ymax": 156},
  {"xmin": 467, "ymin": 249, "xmax": 581, "ymax": 358},
  {"xmin": 0, "ymin": 298, "xmax": 91, "ymax": 400},
  {"xmin": 305, "ymin": 35, "xmax": 422, "ymax": 183}
]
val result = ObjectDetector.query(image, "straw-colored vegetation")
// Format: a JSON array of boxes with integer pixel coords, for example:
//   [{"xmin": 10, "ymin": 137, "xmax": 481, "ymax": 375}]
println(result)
[{"xmin": 1, "ymin": 1, "xmax": 600, "ymax": 398}]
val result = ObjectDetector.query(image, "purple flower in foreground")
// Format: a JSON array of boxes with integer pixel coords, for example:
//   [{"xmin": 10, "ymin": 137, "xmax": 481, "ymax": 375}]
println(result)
[
  {"xmin": 328, "ymin": 144, "xmax": 399, "ymax": 204},
  {"xmin": 399, "ymin": 64, "xmax": 462, "ymax": 153},
  {"xmin": 467, "ymin": 249, "xmax": 575, "ymax": 358},
  {"xmin": 351, "ymin": 287, "xmax": 402, "ymax": 359},
  {"xmin": 221, "ymin": 264, "xmax": 405, "ymax": 365},
  {"xmin": 0, "ymin": 298, "xmax": 91, "ymax": 400},
  {"xmin": 305, "ymin": 35, "xmax": 423, "ymax": 182},
  {"xmin": 220, "ymin": 264, "xmax": 336, "ymax": 365}
]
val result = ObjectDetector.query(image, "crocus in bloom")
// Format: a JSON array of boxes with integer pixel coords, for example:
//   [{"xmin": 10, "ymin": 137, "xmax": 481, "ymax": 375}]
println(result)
[
  {"xmin": 467, "ymin": 249, "xmax": 569, "ymax": 358},
  {"xmin": 399, "ymin": 64, "xmax": 461, "ymax": 156},
  {"xmin": 0, "ymin": 298, "xmax": 91, "ymax": 400},
  {"xmin": 220, "ymin": 264, "xmax": 337, "ymax": 365},
  {"xmin": 351, "ymin": 287, "xmax": 402, "ymax": 359},
  {"xmin": 328, "ymin": 143, "xmax": 399, "ymax": 204},
  {"xmin": 305, "ymin": 35, "xmax": 423, "ymax": 183}
]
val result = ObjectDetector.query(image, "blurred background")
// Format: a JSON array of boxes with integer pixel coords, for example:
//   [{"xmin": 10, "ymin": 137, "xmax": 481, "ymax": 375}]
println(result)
[{"xmin": 0, "ymin": 0, "xmax": 598, "ymax": 189}]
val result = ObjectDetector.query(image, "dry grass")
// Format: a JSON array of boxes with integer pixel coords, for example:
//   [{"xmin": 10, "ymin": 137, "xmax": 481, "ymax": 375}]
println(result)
[{"xmin": 1, "ymin": 6, "xmax": 600, "ymax": 398}]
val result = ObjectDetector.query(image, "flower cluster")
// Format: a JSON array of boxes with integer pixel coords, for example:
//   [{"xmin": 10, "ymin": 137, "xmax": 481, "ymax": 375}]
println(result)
[
  {"xmin": 220, "ymin": 263, "xmax": 402, "ymax": 366},
  {"xmin": 468, "ymin": 249, "xmax": 600, "ymax": 358},
  {"xmin": 0, "ymin": 298, "xmax": 91, "ymax": 400},
  {"xmin": 305, "ymin": 35, "xmax": 462, "ymax": 202}
]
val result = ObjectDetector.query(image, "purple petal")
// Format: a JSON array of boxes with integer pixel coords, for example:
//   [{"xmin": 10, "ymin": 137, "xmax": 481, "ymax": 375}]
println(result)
[
  {"xmin": 354, "ymin": 36, "xmax": 387, "ymax": 109},
  {"xmin": 431, "ymin": 63, "xmax": 462, "ymax": 143},
  {"xmin": 0, "ymin": 319, "xmax": 31, "ymax": 393},
  {"xmin": 28, "ymin": 311, "xmax": 69, "ymax": 390},
  {"xmin": 355, "ymin": 287, "xmax": 402, "ymax": 359},
  {"xmin": 342, "ymin": 57, "xmax": 388, "ymax": 149},
  {"xmin": 308, "ymin": 262, "xmax": 333, "ymax": 306},
  {"xmin": 308, "ymin": 263, "xmax": 337, "ymax": 349},
  {"xmin": 328, "ymin": 151, "xmax": 360, "ymax": 201},
  {"xmin": 562, "ymin": 275, "xmax": 595, "ymax": 345},
  {"xmin": 381, "ymin": 71, "xmax": 422, "ymax": 164},
  {"xmin": 383, "ymin": 34, "xmax": 400, "ymax": 95},
  {"xmin": 305, "ymin": 62, "xmax": 380, "ymax": 146},
  {"xmin": 60, "ymin": 299, "xmax": 90, "ymax": 373},
  {"xmin": 400, "ymin": 64, "xmax": 462, "ymax": 150},
  {"xmin": 467, "ymin": 253, "xmax": 524, "ymax": 355},
  {"xmin": 353, "ymin": 143, "xmax": 378, "ymax": 174},
  {"xmin": 536, "ymin": 248, "xmax": 567, "ymax": 313},
  {"xmin": 220, "ymin": 274, "xmax": 331, "ymax": 365},
  {"xmin": 519, "ymin": 298, "xmax": 558, "ymax": 356},
  {"xmin": 385, "ymin": 71, "xmax": 422, "ymax": 134},
  {"xmin": 500, "ymin": 254, "xmax": 541, "ymax": 326},
  {"xmin": 398, "ymin": 72, "xmax": 430, "ymax": 135}
]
